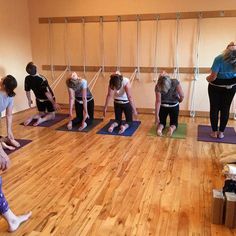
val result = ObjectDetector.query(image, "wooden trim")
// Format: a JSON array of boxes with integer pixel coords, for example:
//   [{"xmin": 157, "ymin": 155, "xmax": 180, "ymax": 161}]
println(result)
[
  {"xmin": 39, "ymin": 10, "xmax": 236, "ymax": 24},
  {"xmin": 42, "ymin": 65, "xmax": 211, "ymax": 74}
]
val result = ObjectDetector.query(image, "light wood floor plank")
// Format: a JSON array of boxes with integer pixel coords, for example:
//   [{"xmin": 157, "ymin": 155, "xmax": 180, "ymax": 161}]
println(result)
[{"xmin": 0, "ymin": 109, "xmax": 235, "ymax": 235}]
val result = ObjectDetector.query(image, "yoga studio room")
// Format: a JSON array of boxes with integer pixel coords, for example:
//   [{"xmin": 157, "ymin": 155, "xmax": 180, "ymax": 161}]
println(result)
[{"xmin": 0, "ymin": 0, "xmax": 236, "ymax": 235}]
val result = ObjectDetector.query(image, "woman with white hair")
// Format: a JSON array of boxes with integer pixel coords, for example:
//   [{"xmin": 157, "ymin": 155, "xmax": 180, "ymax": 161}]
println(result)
[
  {"xmin": 207, "ymin": 42, "xmax": 236, "ymax": 139},
  {"xmin": 155, "ymin": 72, "xmax": 184, "ymax": 136}
]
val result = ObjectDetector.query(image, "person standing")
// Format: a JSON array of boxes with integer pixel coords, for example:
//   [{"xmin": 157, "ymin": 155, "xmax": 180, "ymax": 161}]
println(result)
[{"xmin": 207, "ymin": 42, "xmax": 236, "ymax": 138}]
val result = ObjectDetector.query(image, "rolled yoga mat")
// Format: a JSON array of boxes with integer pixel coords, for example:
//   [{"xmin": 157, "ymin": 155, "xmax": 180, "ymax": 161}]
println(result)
[
  {"xmin": 4, "ymin": 139, "xmax": 32, "ymax": 155},
  {"xmin": 148, "ymin": 123, "xmax": 187, "ymax": 139},
  {"xmin": 97, "ymin": 120, "xmax": 141, "ymax": 137},
  {"xmin": 197, "ymin": 125, "xmax": 236, "ymax": 144},
  {"xmin": 20, "ymin": 113, "xmax": 69, "ymax": 127},
  {"xmin": 56, "ymin": 118, "xmax": 103, "ymax": 133}
]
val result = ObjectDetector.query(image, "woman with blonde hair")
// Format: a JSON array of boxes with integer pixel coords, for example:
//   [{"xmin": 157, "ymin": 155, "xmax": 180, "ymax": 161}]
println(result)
[
  {"xmin": 155, "ymin": 72, "xmax": 184, "ymax": 136},
  {"xmin": 66, "ymin": 72, "xmax": 94, "ymax": 131},
  {"xmin": 207, "ymin": 42, "xmax": 236, "ymax": 138}
]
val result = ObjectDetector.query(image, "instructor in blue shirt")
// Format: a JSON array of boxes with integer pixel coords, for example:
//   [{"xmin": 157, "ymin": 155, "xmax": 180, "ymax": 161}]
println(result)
[{"xmin": 207, "ymin": 42, "xmax": 236, "ymax": 139}]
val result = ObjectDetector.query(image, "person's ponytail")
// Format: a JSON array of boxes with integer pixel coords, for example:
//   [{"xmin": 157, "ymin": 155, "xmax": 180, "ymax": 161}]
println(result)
[{"xmin": 2, "ymin": 75, "xmax": 17, "ymax": 97}]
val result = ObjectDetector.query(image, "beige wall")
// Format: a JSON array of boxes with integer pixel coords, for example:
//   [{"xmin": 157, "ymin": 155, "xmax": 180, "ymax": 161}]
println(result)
[
  {"xmin": 28, "ymin": 0, "xmax": 236, "ymax": 112},
  {"xmin": 0, "ymin": 0, "xmax": 32, "ymax": 113}
]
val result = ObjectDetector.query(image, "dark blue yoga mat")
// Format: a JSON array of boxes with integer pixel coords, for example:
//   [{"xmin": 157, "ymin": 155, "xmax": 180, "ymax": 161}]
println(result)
[
  {"xmin": 56, "ymin": 118, "xmax": 103, "ymax": 133},
  {"xmin": 4, "ymin": 139, "xmax": 32, "ymax": 155},
  {"xmin": 20, "ymin": 113, "xmax": 69, "ymax": 127},
  {"xmin": 97, "ymin": 120, "xmax": 141, "ymax": 137},
  {"xmin": 197, "ymin": 125, "xmax": 236, "ymax": 144}
]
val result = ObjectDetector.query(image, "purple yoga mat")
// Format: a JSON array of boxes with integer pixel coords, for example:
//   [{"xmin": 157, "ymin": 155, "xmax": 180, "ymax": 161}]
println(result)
[
  {"xmin": 4, "ymin": 139, "xmax": 32, "ymax": 155},
  {"xmin": 20, "ymin": 113, "xmax": 69, "ymax": 127},
  {"xmin": 197, "ymin": 125, "xmax": 236, "ymax": 144}
]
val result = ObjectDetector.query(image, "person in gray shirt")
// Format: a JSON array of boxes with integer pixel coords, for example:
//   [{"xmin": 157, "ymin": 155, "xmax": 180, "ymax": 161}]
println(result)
[{"xmin": 155, "ymin": 72, "xmax": 184, "ymax": 136}]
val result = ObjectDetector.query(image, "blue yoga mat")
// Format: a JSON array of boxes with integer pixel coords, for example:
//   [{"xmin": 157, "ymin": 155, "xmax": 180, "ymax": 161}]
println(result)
[
  {"xmin": 97, "ymin": 120, "xmax": 141, "ymax": 137},
  {"xmin": 56, "ymin": 118, "xmax": 103, "ymax": 133}
]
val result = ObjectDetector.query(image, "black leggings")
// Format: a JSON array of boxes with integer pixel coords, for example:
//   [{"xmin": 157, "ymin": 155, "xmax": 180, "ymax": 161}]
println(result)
[
  {"xmin": 159, "ymin": 104, "xmax": 179, "ymax": 128},
  {"xmin": 72, "ymin": 98, "xmax": 94, "ymax": 126},
  {"xmin": 208, "ymin": 84, "xmax": 236, "ymax": 132},
  {"xmin": 114, "ymin": 102, "xmax": 133, "ymax": 126}
]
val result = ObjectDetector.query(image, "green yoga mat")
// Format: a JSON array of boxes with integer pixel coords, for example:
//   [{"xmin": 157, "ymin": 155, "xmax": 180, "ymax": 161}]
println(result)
[{"xmin": 148, "ymin": 123, "xmax": 187, "ymax": 139}]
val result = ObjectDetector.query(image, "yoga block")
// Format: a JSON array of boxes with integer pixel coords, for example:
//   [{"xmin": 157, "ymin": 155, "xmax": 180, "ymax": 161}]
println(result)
[
  {"xmin": 225, "ymin": 192, "xmax": 236, "ymax": 228},
  {"xmin": 211, "ymin": 189, "xmax": 225, "ymax": 225}
]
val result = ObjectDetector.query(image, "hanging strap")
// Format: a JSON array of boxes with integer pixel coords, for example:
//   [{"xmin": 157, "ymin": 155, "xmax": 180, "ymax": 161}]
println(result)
[
  {"xmin": 81, "ymin": 17, "xmax": 86, "ymax": 78},
  {"xmin": 136, "ymin": 15, "xmax": 141, "ymax": 80},
  {"xmin": 88, "ymin": 67, "xmax": 103, "ymax": 92},
  {"xmin": 64, "ymin": 18, "xmax": 71, "ymax": 72},
  {"xmin": 51, "ymin": 67, "xmax": 68, "ymax": 91},
  {"xmin": 190, "ymin": 13, "xmax": 202, "ymax": 117},
  {"xmin": 99, "ymin": 17, "xmax": 105, "ymax": 75},
  {"xmin": 48, "ymin": 18, "xmax": 55, "ymax": 81},
  {"xmin": 173, "ymin": 13, "xmax": 180, "ymax": 80},
  {"xmin": 153, "ymin": 15, "xmax": 160, "ymax": 83},
  {"xmin": 117, "ymin": 16, "xmax": 122, "ymax": 72},
  {"xmin": 130, "ymin": 68, "xmax": 138, "ymax": 86},
  {"xmin": 50, "ymin": 18, "xmax": 71, "ymax": 92}
]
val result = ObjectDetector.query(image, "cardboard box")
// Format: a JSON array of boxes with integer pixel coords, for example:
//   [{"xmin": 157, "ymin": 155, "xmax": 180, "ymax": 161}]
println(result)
[
  {"xmin": 225, "ymin": 192, "xmax": 236, "ymax": 228},
  {"xmin": 212, "ymin": 189, "xmax": 225, "ymax": 225}
]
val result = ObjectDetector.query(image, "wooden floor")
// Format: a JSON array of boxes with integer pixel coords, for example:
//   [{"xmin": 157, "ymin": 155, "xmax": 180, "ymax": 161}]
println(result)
[{"xmin": 0, "ymin": 109, "xmax": 236, "ymax": 236}]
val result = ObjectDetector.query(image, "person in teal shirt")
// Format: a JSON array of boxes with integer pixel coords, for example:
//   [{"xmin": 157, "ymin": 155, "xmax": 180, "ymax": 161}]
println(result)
[{"xmin": 206, "ymin": 42, "xmax": 236, "ymax": 139}]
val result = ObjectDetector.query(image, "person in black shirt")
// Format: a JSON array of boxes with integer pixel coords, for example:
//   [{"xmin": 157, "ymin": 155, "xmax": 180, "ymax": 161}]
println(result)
[{"xmin": 24, "ymin": 62, "xmax": 60, "ymax": 126}]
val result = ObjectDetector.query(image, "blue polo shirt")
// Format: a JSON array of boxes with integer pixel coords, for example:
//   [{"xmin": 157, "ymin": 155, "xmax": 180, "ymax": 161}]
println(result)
[{"xmin": 211, "ymin": 54, "xmax": 236, "ymax": 79}]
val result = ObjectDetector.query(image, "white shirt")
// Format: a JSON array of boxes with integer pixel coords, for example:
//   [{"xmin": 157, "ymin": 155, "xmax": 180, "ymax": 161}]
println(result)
[
  {"xmin": 0, "ymin": 91, "xmax": 13, "ymax": 113},
  {"xmin": 114, "ymin": 77, "xmax": 129, "ymax": 101}
]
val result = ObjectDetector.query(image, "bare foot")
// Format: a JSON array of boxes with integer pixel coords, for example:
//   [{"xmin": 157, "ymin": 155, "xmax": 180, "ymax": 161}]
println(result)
[
  {"xmin": 210, "ymin": 131, "xmax": 217, "ymax": 138},
  {"xmin": 1, "ymin": 142, "xmax": 15, "ymax": 151},
  {"xmin": 118, "ymin": 125, "xmax": 129, "ymax": 134},
  {"xmin": 24, "ymin": 118, "xmax": 33, "ymax": 126},
  {"xmin": 156, "ymin": 129, "xmax": 163, "ymax": 136},
  {"xmin": 67, "ymin": 121, "xmax": 72, "ymax": 130},
  {"xmin": 218, "ymin": 132, "xmax": 224, "ymax": 139},
  {"xmin": 33, "ymin": 118, "xmax": 42, "ymax": 126},
  {"xmin": 78, "ymin": 122, "xmax": 87, "ymax": 131},
  {"xmin": 156, "ymin": 124, "xmax": 164, "ymax": 136},
  {"xmin": 8, "ymin": 212, "xmax": 32, "ymax": 232},
  {"xmin": 7, "ymin": 139, "xmax": 20, "ymax": 148},
  {"xmin": 167, "ymin": 125, "xmax": 176, "ymax": 137},
  {"xmin": 108, "ymin": 123, "xmax": 118, "ymax": 133}
]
